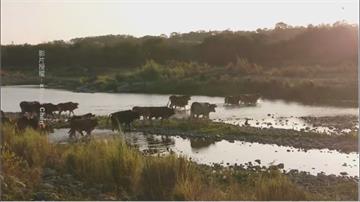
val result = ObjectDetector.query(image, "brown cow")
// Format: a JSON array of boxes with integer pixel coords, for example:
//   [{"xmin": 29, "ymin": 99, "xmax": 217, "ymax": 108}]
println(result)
[
  {"xmin": 168, "ymin": 95, "xmax": 191, "ymax": 109},
  {"xmin": 68, "ymin": 118, "xmax": 97, "ymax": 137},
  {"xmin": 239, "ymin": 94, "xmax": 261, "ymax": 105},
  {"xmin": 190, "ymin": 102, "xmax": 216, "ymax": 118},
  {"xmin": 224, "ymin": 96, "xmax": 241, "ymax": 105},
  {"xmin": 70, "ymin": 113, "xmax": 95, "ymax": 121},
  {"xmin": 15, "ymin": 115, "xmax": 39, "ymax": 132},
  {"xmin": 20, "ymin": 101, "xmax": 41, "ymax": 115},
  {"xmin": 109, "ymin": 110, "xmax": 140, "ymax": 131},
  {"xmin": 40, "ymin": 103, "xmax": 59, "ymax": 118},
  {"xmin": 132, "ymin": 106, "xmax": 151, "ymax": 120},
  {"xmin": 57, "ymin": 102, "xmax": 79, "ymax": 116},
  {"xmin": 132, "ymin": 106, "xmax": 175, "ymax": 120},
  {"xmin": 1, "ymin": 110, "xmax": 10, "ymax": 124}
]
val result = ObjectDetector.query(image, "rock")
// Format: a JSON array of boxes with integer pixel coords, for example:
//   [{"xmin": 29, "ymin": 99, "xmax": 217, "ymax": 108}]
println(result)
[
  {"xmin": 41, "ymin": 182, "xmax": 55, "ymax": 190},
  {"xmin": 43, "ymin": 168, "xmax": 56, "ymax": 177},
  {"xmin": 33, "ymin": 192, "xmax": 60, "ymax": 201},
  {"xmin": 340, "ymin": 172, "xmax": 348, "ymax": 176},
  {"xmin": 277, "ymin": 163, "xmax": 284, "ymax": 169}
]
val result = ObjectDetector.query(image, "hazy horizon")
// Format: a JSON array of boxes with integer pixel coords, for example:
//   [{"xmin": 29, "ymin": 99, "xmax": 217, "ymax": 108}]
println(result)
[{"xmin": 1, "ymin": 0, "xmax": 358, "ymax": 45}]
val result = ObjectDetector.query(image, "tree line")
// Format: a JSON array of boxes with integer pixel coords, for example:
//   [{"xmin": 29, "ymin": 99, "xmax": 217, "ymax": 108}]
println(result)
[{"xmin": 1, "ymin": 22, "xmax": 357, "ymax": 71}]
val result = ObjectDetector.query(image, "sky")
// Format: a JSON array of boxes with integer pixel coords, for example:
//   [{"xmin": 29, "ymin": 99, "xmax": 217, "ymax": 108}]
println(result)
[{"xmin": 1, "ymin": 0, "xmax": 358, "ymax": 45}]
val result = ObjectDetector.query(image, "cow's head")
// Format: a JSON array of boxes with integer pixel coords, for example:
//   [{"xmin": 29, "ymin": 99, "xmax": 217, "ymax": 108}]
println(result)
[{"xmin": 209, "ymin": 104, "xmax": 217, "ymax": 112}]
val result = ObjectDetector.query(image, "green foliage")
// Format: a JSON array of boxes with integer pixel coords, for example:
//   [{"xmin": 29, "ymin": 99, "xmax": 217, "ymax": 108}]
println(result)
[
  {"xmin": 136, "ymin": 60, "xmax": 163, "ymax": 81},
  {"xmin": 2, "ymin": 22, "xmax": 357, "ymax": 69}
]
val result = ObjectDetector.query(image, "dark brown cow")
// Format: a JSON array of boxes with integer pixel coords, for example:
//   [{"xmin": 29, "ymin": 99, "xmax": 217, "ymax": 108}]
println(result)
[
  {"xmin": 15, "ymin": 115, "xmax": 39, "ymax": 132},
  {"xmin": 190, "ymin": 102, "xmax": 216, "ymax": 118},
  {"xmin": 148, "ymin": 107, "xmax": 175, "ymax": 120},
  {"xmin": 1, "ymin": 110, "xmax": 10, "ymax": 124},
  {"xmin": 68, "ymin": 118, "xmax": 97, "ymax": 137},
  {"xmin": 132, "ymin": 106, "xmax": 151, "ymax": 120},
  {"xmin": 57, "ymin": 102, "xmax": 79, "ymax": 116},
  {"xmin": 239, "ymin": 94, "xmax": 261, "ymax": 105},
  {"xmin": 168, "ymin": 95, "xmax": 191, "ymax": 109},
  {"xmin": 70, "ymin": 113, "xmax": 95, "ymax": 121},
  {"xmin": 224, "ymin": 96, "xmax": 241, "ymax": 105},
  {"xmin": 40, "ymin": 103, "xmax": 59, "ymax": 117},
  {"xmin": 109, "ymin": 110, "xmax": 140, "ymax": 131},
  {"xmin": 20, "ymin": 101, "xmax": 41, "ymax": 115},
  {"xmin": 132, "ymin": 106, "xmax": 175, "ymax": 120}
]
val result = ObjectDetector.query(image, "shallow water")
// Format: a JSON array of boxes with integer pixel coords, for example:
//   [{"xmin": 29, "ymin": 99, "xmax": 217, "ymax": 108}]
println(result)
[
  {"xmin": 1, "ymin": 85, "xmax": 358, "ymax": 134},
  {"xmin": 49, "ymin": 128, "xmax": 359, "ymax": 177}
]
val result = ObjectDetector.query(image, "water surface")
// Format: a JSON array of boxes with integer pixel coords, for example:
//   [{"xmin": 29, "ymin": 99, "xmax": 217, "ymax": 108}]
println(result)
[
  {"xmin": 49, "ymin": 128, "xmax": 359, "ymax": 177},
  {"xmin": 1, "ymin": 85, "xmax": 358, "ymax": 134}
]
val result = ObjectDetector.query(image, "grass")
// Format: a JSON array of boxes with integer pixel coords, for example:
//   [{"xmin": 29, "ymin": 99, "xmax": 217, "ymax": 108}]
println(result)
[{"xmin": 0, "ymin": 124, "xmax": 357, "ymax": 200}]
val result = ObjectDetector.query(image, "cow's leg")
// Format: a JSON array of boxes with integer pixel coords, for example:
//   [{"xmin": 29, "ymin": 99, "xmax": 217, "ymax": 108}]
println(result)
[{"xmin": 86, "ymin": 129, "xmax": 91, "ymax": 136}]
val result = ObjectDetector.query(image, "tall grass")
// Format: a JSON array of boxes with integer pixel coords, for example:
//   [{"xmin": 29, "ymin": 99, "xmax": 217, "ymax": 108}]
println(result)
[
  {"xmin": 63, "ymin": 138, "xmax": 143, "ymax": 196},
  {"xmin": 0, "ymin": 124, "xmax": 335, "ymax": 200}
]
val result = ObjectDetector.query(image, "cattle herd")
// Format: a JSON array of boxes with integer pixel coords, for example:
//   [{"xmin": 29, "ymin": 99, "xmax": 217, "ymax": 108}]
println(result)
[{"xmin": 1, "ymin": 94, "xmax": 260, "ymax": 138}]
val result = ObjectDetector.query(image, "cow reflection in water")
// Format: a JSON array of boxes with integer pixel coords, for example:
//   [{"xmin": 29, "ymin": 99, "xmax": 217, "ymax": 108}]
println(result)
[
  {"xmin": 142, "ymin": 135, "xmax": 175, "ymax": 155},
  {"xmin": 190, "ymin": 138, "xmax": 217, "ymax": 149}
]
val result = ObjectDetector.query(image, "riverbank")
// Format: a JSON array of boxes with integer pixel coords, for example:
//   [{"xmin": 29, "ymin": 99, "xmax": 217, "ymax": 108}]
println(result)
[
  {"xmin": 95, "ymin": 117, "xmax": 358, "ymax": 153},
  {"xmin": 1, "ymin": 69, "xmax": 358, "ymax": 108},
  {"xmin": 1, "ymin": 124, "xmax": 357, "ymax": 201},
  {"xmin": 3, "ymin": 110, "xmax": 357, "ymax": 153}
]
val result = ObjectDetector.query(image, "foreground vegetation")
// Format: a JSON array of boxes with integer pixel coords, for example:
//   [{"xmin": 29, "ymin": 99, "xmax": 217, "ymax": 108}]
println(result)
[{"xmin": 1, "ymin": 124, "xmax": 357, "ymax": 200}]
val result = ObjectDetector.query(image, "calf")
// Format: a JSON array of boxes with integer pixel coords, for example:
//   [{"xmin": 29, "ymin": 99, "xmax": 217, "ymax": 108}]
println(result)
[
  {"xmin": 109, "ymin": 110, "xmax": 140, "ymax": 131},
  {"xmin": 190, "ymin": 102, "xmax": 217, "ymax": 118}
]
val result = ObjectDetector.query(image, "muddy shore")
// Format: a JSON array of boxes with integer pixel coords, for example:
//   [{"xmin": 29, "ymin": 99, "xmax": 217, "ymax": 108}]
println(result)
[{"xmin": 104, "ymin": 118, "xmax": 357, "ymax": 153}]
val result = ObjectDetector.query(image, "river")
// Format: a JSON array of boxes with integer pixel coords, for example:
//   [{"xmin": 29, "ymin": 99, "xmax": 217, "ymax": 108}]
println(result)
[{"xmin": 1, "ymin": 85, "xmax": 359, "ymax": 176}]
